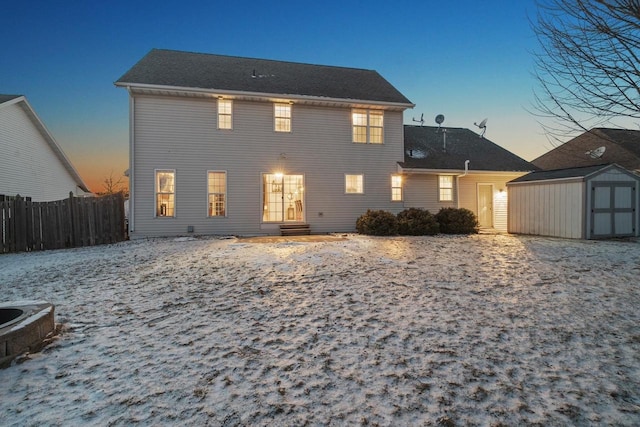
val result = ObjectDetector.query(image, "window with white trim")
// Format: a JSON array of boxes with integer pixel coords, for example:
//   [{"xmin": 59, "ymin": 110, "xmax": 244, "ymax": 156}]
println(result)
[
  {"xmin": 218, "ymin": 99, "xmax": 232, "ymax": 130},
  {"xmin": 274, "ymin": 103, "xmax": 291, "ymax": 132},
  {"xmin": 207, "ymin": 171, "xmax": 227, "ymax": 217},
  {"xmin": 352, "ymin": 109, "xmax": 384, "ymax": 144},
  {"xmin": 391, "ymin": 175, "xmax": 403, "ymax": 201},
  {"xmin": 156, "ymin": 170, "xmax": 175, "ymax": 217},
  {"xmin": 345, "ymin": 174, "xmax": 364, "ymax": 194},
  {"xmin": 439, "ymin": 175, "xmax": 454, "ymax": 202}
]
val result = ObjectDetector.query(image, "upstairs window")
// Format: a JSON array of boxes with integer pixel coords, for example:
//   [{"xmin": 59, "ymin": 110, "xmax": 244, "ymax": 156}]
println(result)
[
  {"xmin": 352, "ymin": 109, "xmax": 384, "ymax": 144},
  {"xmin": 391, "ymin": 175, "xmax": 403, "ymax": 201},
  {"xmin": 217, "ymin": 99, "xmax": 232, "ymax": 130},
  {"xmin": 345, "ymin": 174, "xmax": 364, "ymax": 194},
  {"xmin": 208, "ymin": 171, "xmax": 227, "ymax": 217},
  {"xmin": 274, "ymin": 103, "xmax": 291, "ymax": 132},
  {"xmin": 156, "ymin": 170, "xmax": 175, "ymax": 217},
  {"xmin": 439, "ymin": 175, "xmax": 454, "ymax": 202}
]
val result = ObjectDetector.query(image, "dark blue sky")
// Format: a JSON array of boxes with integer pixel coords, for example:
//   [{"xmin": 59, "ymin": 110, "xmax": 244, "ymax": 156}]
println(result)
[{"xmin": 2, "ymin": 0, "xmax": 544, "ymax": 191}]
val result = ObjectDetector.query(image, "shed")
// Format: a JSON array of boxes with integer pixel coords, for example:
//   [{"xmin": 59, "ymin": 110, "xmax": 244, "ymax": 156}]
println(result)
[{"xmin": 507, "ymin": 164, "xmax": 640, "ymax": 239}]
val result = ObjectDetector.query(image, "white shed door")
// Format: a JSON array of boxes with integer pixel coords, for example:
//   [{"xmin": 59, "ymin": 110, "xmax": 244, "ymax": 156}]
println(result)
[{"xmin": 591, "ymin": 183, "xmax": 635, "ymax": 237}]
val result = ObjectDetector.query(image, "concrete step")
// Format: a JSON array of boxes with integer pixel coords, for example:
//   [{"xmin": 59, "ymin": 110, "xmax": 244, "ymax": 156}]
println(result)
[{"xmin": 280, "ymin": 224, "xmax": 311, "ymax": 236}]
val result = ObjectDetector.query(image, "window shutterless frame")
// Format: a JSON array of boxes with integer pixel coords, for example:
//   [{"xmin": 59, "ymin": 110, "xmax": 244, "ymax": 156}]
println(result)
[
  {"xmin": 217, "ymin": 99, "xmax": 232, "ymax": 130},
  {"xmin": 274, "ymin": 103, "xmax": 292, "ymax": 132},
  {"xmin": 207, "ymin": 170, "xmax": 227, "ymax": 217},
  {"xmin": 155, "ymin": 169, "xmax": 176, "ymax": 217},
  {"xmin": 438, "ymin": 175, "xmax": 454, "ymax": 202},
  {"xmin": 345, "ymin": 174, "xmax": 364, "ymax": 194},
  {"xmin": 391, "ymin": 175, "xmax": 403, "ymax": 201}
]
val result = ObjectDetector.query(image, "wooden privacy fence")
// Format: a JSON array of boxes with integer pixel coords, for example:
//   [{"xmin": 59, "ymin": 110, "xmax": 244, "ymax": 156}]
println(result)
[{"xmin": 0, "ymin": 192, "xmax": 126, "ymax": 254}]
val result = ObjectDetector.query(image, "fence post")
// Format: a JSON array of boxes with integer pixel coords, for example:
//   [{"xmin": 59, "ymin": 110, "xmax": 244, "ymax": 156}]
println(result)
[{"xmin": 14, "ymin": 195, "xmax": 27, "ymax": 252}]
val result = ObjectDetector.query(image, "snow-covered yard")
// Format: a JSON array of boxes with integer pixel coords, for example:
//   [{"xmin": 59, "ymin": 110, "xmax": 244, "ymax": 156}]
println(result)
[{"xmin": 1, "ymin": 233, "xmax": 639, "ymax": 426}]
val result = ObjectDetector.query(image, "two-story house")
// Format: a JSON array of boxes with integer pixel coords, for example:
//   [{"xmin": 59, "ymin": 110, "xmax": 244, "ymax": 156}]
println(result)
[{"xmin": 116, "ymin": 49, "xmax": 414, "ymax": 237}]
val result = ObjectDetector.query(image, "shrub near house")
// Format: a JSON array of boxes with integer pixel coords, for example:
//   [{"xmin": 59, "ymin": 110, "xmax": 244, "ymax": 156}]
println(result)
[
  {"xmin": 397, "ymin": 208, "xmax": 439, "ymax": 236},
  {"xmin": 356, "ymin": 208, "xmax": 478, "ymax": 236}
]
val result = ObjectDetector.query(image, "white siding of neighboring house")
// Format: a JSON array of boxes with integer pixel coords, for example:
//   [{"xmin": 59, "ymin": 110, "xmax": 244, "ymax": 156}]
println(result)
[
  {"xmin": 403, "ymin": 173, "xmax": 526, "ymax": 232},
  {"xmin": 508, "ymin": 180, "xmax": 584, "ymax": 239},
  {"xmin": 0, "ymin": 101, "xmax": 84, "ymax": 201},
  {"xmin": 130, "ymin": 94, "xmax": 405, "ymax": 237}
]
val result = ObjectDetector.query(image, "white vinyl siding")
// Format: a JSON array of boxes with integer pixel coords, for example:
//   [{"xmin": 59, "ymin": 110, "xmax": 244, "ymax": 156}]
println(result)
[
  {"xmin": 404, "ymin": 173, "xmax": 526, "ymax": 233},
  {"xmin": 0, "ymin": 101, "xmax": 85, "ymax": 201},
  {"xmin": 129, "ymin": 94, "xmax": 406, "ymax": 237}
]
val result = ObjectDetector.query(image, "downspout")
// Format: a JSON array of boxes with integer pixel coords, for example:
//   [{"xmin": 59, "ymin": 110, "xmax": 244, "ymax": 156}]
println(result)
[
  {"xmin": 128, "ymin": 87, "xmax": 135, "ymax": 233},
  {"xmin": 456, "ymin": 160, "xmax": 470, "ymax": 208}
]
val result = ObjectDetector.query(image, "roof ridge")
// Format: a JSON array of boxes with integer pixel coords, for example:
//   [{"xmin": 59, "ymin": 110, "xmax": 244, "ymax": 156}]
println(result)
[{"xmin": 149, "ymin": 48, "xmax": 378, "ymax": 74}]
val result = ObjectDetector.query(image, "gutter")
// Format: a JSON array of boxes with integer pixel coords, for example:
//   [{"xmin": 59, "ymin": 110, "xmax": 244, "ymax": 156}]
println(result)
[
  {"xmin": 127, "ymin": 87, "xmax": 135, "ymax": 233},
  {"xmin": 456, "ymin": 160, "xmax": 470, "ymax": 208},
  {"xmin": 114, "ymin": 82, "xmax": 415, "ymax": 110}
]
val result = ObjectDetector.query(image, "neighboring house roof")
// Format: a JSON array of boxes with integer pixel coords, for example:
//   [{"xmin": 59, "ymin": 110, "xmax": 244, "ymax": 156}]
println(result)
[
  {"xmin": 0, "ymin": 95, "xmax": 91, "ymax": 193},
  {"xmin": 0, "ymin": 94, "xmax": 21, "ymax": 103},
  {"xmin": 509, "ymin": 163, "xmax": 639, "ymax": 184},
  {"xmin": 400, "ymin": 125, "xmax": 537, "ymax": 172},
  {"xmin": 532, "ymin": 128, "xmax": 640, "ymax": 172},
  {"xmin": 115, "ymin": 48, "xmax": 413, "ymax": 108}
]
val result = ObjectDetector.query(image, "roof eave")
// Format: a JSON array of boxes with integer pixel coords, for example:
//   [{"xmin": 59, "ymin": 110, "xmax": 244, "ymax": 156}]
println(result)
[
  {"xmin": 399, "ymin": 166, "xmax": 532, "ymax": 176},
  {"xmin": 114, "ymin": 82, "xmax": 415, "ymax": 110}
]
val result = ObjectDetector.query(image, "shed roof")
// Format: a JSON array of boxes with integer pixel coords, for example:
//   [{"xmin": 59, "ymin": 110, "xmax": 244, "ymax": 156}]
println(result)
[
  {"xmin": 509, "ymin": 164, "xmax": 610, "ymax": 183},
  {"xmin": 115, "ymin": 49, "xmax": 413, "ymax": 107},
  {"xmin": 400, "ymin": 125, "xmax": 536, "ymax": 172}
]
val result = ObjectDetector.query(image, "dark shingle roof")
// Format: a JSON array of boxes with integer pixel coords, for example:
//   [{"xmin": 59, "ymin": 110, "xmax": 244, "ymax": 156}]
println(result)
[
  {"xmin": 532, "ymin": 128, "xmax": 640, "ymax": 172},
  {"xmin": 0, "ymin": 94, "xmax": 22, "ymax": 104},
  {"xmin": 401, "ymin": 125, "xmax": 536, "ymax": 172},
  {"xmin": 116, "ymin": 49, "xmax": 413, "ymax": 105},
  {"xmin": 509, "ymin": 164, "xmax": 610, "ymax": 183}
]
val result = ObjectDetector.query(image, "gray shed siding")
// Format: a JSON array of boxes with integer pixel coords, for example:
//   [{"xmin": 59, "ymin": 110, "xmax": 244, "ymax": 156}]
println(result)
[
  {"xmin": 0, "ymin": 102, "xmax": 83, "ymax": 201},
  {"xmin": 508, "ymin": 181, "xmax": 584, "ymax": 239},
  {"xmin": 508, "ymin": 165, "xmax": 640, "ymax": 239},
  {"xmin": 130, "ymin": 94, "xmax": 405, "ymax": 237}
]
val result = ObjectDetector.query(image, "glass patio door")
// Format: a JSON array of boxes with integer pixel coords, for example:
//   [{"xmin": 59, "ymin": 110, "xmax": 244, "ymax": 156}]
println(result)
[{"xmin": 262, "ymin": 174, "xmax": 304, "ymax": 222}]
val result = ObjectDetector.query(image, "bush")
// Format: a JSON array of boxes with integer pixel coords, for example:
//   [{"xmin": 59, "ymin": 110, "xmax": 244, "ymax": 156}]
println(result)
[
  {"xmin": 356, "ymin": 210, "xmax": 398, "ymax": 236},
  {"xmin": 397, "ymin": 208, "xmax": 440, "ymax": 235},
  {"xmin": 435, "ymin": 208, "xmax": 479, "ymax": 234}
]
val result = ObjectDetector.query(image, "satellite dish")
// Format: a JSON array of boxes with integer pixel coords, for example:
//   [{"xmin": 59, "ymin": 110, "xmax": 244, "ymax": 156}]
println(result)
[
  {"xmin": 586, "ymin": 146, "xmax": 606, "ymax": 159},
  {"xmin": 412, "ymin": 113, "xmax": 425, "ymax": 126},
  {"xmin": 435, "ymin": 114, "xmax": 445, "ymax": 132},
  {"xmin": 474, "ymin": 118, "xmax": 488, "ymax": 137}
]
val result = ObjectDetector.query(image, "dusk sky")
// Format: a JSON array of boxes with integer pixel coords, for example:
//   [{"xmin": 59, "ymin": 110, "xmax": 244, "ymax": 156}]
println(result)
[{"xmin": 3, "ymin": 0, "xmax": 548, "ymax": 193}]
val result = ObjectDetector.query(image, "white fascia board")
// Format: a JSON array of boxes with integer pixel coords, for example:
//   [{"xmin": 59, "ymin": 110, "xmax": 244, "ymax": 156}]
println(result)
[{"xmin": 114, "ymin": 82, "xmax": 415, "ymax": 110}]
